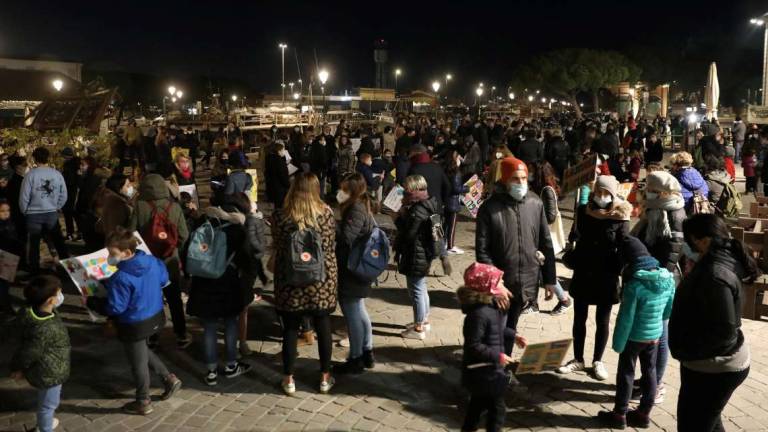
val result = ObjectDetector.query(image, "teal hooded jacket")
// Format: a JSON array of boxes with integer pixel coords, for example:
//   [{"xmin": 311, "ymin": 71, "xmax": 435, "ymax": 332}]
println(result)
[{"xmin": 612, "ymin": 267, "xmax": 676, "ymax": 353}]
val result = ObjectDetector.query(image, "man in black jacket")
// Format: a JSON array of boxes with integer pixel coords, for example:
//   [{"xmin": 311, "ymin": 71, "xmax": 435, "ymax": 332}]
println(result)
[
  {"xmin": 476, "ymin": 156, "xmax": 556, "ymax": 360},
  {"xmin": 309, "ymin": 135, "xmax": 329, "ymax": 196},
  {"xmin": 515, "ymin": 128, "xmax": 543, "ymax": 165}
]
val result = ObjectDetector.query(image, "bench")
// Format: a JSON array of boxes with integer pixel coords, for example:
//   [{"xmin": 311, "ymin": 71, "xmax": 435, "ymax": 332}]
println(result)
[{"xmin": 742, "ymin": 277, "xmax": 768, "ymax": 321}]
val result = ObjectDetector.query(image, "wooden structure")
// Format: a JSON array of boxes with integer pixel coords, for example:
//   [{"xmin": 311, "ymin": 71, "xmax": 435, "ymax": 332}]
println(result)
[
  {"xmin": 31, "ymin": 88, "xmax": 117, "ymax": 133},
  {"xmin": 730, "ymin": 216, "xmax": 768, "ymax": 320}
]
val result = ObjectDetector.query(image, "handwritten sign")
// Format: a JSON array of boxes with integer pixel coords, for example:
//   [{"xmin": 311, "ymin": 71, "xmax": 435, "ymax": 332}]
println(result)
[
  {"xmin": 561, "ymin": 155, "xmax": 598, "ymax": 196},
  {"xmin": 0, "ymin": 249, "xmax": 20, "ymax": 282},
  {"xmin": 516, "ymin": 339, "xmax": 573, "ymax": 375},
  {"xmin": 245, "ymin": 169, "xmax": 258, "ymax": 202},
  {"xmin": 383, "ymin": 185, "xmax": 405, "ymax": 212},
  {"xmin": 459, "ymin": 175, "xmax": 485, "ymax": 218},
  {"xmin": 350, "ymin": 138, "xmax": 362, "ymax": 154}
]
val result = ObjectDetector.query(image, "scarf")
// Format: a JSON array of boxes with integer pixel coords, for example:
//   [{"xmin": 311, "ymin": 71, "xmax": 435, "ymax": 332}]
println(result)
[
  {"xmin": 177, "ymin": 165, "xmax": 193, "ymax": 180},
  {"xmin": 640, "ymin": 194, "xmax": 684, "ymax": 246},
  {"xmin": 403, "ymin": 190, "xmax": 429, "ymax": 205}
]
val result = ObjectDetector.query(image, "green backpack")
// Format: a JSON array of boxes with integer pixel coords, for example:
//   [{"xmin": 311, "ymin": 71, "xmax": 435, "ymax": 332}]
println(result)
[{"xmin": 714, "ymin": 180, "xmax": 742, "ymax": 218}]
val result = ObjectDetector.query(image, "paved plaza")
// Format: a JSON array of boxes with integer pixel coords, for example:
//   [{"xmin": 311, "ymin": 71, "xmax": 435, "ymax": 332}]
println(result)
[{"xmin": 2, "ymin": 176, "xmax": 768, "ymax": 432}]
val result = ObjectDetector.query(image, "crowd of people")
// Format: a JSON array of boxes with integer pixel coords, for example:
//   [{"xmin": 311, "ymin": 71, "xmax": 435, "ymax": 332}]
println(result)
[{"xmin": 1, "ymin": 109, "xmax": 761, "ymax": 432}]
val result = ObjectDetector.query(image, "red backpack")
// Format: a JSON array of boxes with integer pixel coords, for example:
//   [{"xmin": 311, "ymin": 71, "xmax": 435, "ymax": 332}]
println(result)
[{"xmin": 142, "ymin": 201, "xmax": 179, "ymax": 258}]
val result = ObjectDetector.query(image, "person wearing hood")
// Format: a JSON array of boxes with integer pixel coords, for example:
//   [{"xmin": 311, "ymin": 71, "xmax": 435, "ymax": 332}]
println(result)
[
  {"xmin": 96, "ymin": 174, "xmax": 135, "ymax": 238},
  {"xmin": 337, "ymin": 135, "xmax": 357, "ymax": 180},
  {"xmin": 394, "ymin": 175, "xmax": 443, "ymax": 340},
  {"xmin": 458, "ymin": 263, "xmax": 527, "ymax": 432},
  {"xmin": 475, "ymin": 157, "xmax": 557, "ymax": 369},
  {"xmin": 265, "ymin": 141, "xmax": 291, "ymax": 209},
  {"xmin": 186, "ymin": 194, "xmax": 255, "ymax": 386},
  {"xmin": 558, "ymin": 175, "xmax": 631, "ymax": 381},
  {"xmin": 703, "ymin": 156, "xmax": 733, "ymax": 206},
  {"xmin": 671, "ymin": 214, "xmax": 757, "ymax": 432},
  {"xmin": 597, "ymin": 237, "xmax": 675, "ymax": 429},
  {"xmin": 128, "ymin": 173, "xmax": 190, "ymax": 349},
  {"xmin": 669, "ymin": 151, "xmax": 708, "ymax": 213},
  {"xmin": 86, "ymin": 228, "xmax": 182, "ymax": 415}
]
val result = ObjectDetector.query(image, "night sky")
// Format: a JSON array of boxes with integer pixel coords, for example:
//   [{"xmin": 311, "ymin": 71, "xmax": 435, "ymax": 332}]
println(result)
[{"xmin": 2, "ymin": 0, "xmax": 768, "ymax": 104}]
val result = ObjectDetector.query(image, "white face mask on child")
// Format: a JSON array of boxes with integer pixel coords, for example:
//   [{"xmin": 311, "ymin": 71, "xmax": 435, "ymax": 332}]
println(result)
[
  {"xmin": 53, "ymin": 291, "xmax": 64, "ymax": 308},
  {"xmin": 336, "ymin": 190, "xmax": 350, "ymax": 204}
]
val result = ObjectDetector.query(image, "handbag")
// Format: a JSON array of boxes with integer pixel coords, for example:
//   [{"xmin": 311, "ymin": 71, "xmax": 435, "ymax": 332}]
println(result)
[
  {"xmin": 550, "ymin": 211, "xmax": 566, "ymax": 256},
  {"xmin": 692, "ymin": 191, "xmax": 714, "ymax": 215}
]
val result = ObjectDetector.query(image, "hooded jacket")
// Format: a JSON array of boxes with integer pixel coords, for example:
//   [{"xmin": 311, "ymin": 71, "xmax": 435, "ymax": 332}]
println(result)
[
  {"xmin": 19, "ymin": 166, "xmax": 67, "ymax": 215},
  {"xmin": 336, "ymin": 201, "xmax": 375, "ymax": 299},
  {"xmin": 394, "ymin": 196, "xmax": 442, "ymax": 277},
  {"xmin": 104, "ymin": 250, "xmax": 169, "ymax": 324},
  {"xmin": 674, "ymin": 167, "xmax": 709, "ymax": 209},
  {"xmin": 705, "ymin": 170, "xmax": 732, "ymax": 206},
  {"xmin": 476, "ymin": 187, "xmax": 556, "ymax": 302},
  {"xmin": 612, "ymin": 268, "xmax": 676, "ymax": 353},
  {"xmin": 11, "ymin": 307, "xmax": 70, "ymax": 388}
]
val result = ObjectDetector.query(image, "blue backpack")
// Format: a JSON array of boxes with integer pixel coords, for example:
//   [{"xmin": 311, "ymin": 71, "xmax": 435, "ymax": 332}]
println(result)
[
  {"xmin": 347, "ymin": 223, "xmax": 390, "ymax": 282},
  {"xmin": 186, "ymin": 220, "xmax": 234, "ymax": 279}
]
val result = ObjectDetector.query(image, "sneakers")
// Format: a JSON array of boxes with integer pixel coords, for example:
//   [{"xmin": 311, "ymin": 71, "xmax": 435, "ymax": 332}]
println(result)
[
  {"xmin": 205, "ymin": 369, "xmax": 218, "ymax": 386},
  {"xmin": 177, "ymin": 333, "xmax": 193, "ymax": 349},
  {"xmin": 557, "ymin": 359, "xmax": 585, "ymax": 374},
  {"xmin": 551, "ymin": 300, "xmax": 572, "ymax": 315},
  {"xmin": 338, "ymin": 337, "xmax": 350, "ymax": 347},
  {"xmin": 319, "ymin": 376, "xmax": 335, "ymax": 394},
  {"xmin": 626, "ymin": 410, "xmax": 651, "ymax": 428},
  {"xmin": 593, "ymin": 361, "xmax": 609, "ymax": 381},
  {"xmin": 401, "ymin": 328, "xmax": 426, "ymax": 340},
  {"xmin": 447, "ymin": 247, "xmax": 465, "ymax": 255},
  {"xmin": 407, "ymin": 322, "xmax": 432, "ymax": 332},
  {"xmin": 224, "ymin": 362, "xmax": 252, "ymax": 379},
  {"xmin": 35, "ymin": 417, "xmax": 59, "ymax": 431},
  {"xmin": 440, "ymin": 255, "xmax": 453, "ymax": 276},
  {"xmin": 362, "ymin": 349, "xmax": 375, "ymax": 369},
  {"xmin": 282, "ymin": 379, "xmax": 296, "ymax": 396},
  {"xmin": 630, "ymin": 384, "xmax": 666, "ymax": 405},
  {"xmin": 597, "ymin": 410, "xmax": 626, "ymax": 429},
  {"xmin": 335, "ymin": 357, "xmax": 364, "ymax": 374},
  {"xmin": 160, "ymin": 374, "xmax": 182, "ymax": 401},
  {"xmin": 123, "ymin": 399, "xmax": 153, "ymax": 415},
  {"xmin": 520, "ymin": 302, "xmax": 539, "ymax": 315}
]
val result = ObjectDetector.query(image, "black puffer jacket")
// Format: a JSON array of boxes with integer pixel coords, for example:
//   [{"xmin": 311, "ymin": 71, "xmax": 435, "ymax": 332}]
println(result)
[
  {"xmin": 670, "ymin": 238, "xmax": 752, "ymax": 361},
  {"xmin": 539, "ymin": 186, "xmax": 558, "ymax": 224},
  {"xmin": 476, "ymin": 187, "xmax": 556, "ymax": 302},
  {"xmin": 336, "ymin": 201, "xmax": 375, "ymax": 299},
  {"xmin": 515, "ymin": 138, "xmax": 543, "ymax": 164},
  {"xmin": 567, "ymin": 202, "xmax": 631, "ymax": 305},
  {"xmin": 459, "ymin": 287, "xmax": 508, "ymax": 396},
  {"xmin": 394, "ymin": 197, "xmax": 441, "ymax": 277}
]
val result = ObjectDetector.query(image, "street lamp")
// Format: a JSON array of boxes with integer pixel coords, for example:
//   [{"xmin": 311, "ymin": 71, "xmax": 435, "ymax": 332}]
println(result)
[
  {"xmin": 279, "ymin": 42, "xmax": 288, "ymax": 104},
  {"xmin": 289, "ymin": 82, "xmax": 294, "ymax": 94},
  {"xmin": 293, "ymin": 92, "xmax": 300, "ymax": 100},
  {"xmin": 527, "ymin": 95, "xmax": 534, "ymax": 102},
  {"xmin": 318, "ymin": 69, "xmax": 329, "ymax": 112},
  {"xmin": 231, "ymin": 95, "xmax": 238, "ymax": 102},
  {"xmin": 168, "ymin": 86, "xmax": 176, "ymax": 96},
  {"xmin": 171, "ymin": 97, "xmax": 177, "ymax": 103},
  {"xmin": 751, "ymin": 15, "xmax": 768, "ymax": 105},
  {"xmin": 395, "ymin": 68, "xmax": 402, "ymax": 92},
  {"xmin": 52, "ymin": 79, "xmax": 63, "ymax": 92},
  {"xmin": 508, "ymin": 92, "xmax": 515, "ymax": 100},
  {"xmin": 432, "ymin": 81, "xmax": 441, "ymax": 117},
  {"xmin": 176, "ymin": 90, "xmax": 183, "ymax": 99},
  {"xmin": 445, "ymin": 73, "xmax": 452, "ymax": 86}
]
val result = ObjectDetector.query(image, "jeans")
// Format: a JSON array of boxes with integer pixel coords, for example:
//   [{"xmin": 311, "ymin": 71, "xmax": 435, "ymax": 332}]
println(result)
[
  {"xmin": 405, "ymin": 276, "xmax": 430, "ymax": 324},
  {"xmin": 678, "ymin": 365, "xmax": 750, "ymax": 432},
  {"xmin": 280, "ymin": 313, "xmax": 332, "ymax": 375},
  {"xmin": 615, "ymin": 341, "xmax": 658, "ymax": 414},
  {"xmin": 202, "ymin": 316, "xmax": 238, "ymax": 371},
  {"xmin": 26, "ymin": 212, "xmax": 69, "ymax": 271},
  {"xmin": 163, "ymin": 282, "xmax": 187, "ymax": 338},
  {"xmin": 36, "ymin": 384, "xmax": 61, "ymax": 432},
  {"xmin": 572, "ymin": 300, "xmax": 612, "ymax": 363},
  {"xmin": 462, "ymin": 393, "xmax": 505, "ymax": 432},
  {"xmin": 552, "ymin": 279, "xmax": 568, "ymax": 302},
  {"xmin": 340, "ymin": 297, "xmax": 373, "ymax": 359},
  {"xmin": 735, "ymin": 140, "xmax": 744, "ymax": 163},
  {"xmin": 657, "ymin": 320, "xmax": 669, "ymax": 385},
  {"xmin": 503, "ymin": 295, "xmax": 524, "ymax": 356},
  {"xmin": 124, "ymin": 338, "xmax": 171, "ymax": 401}
]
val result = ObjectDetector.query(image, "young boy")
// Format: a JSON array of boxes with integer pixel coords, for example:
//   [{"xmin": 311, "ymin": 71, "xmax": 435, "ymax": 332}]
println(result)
[
  {"xmin": 459, "ymin": 262, "xmax": 527, "ymax": 432},
  {"xmin": 597, "ymin": 236, "xmax": 675, "ymax": 429},
  {"xmin": 10, "ymin": 275, "xmax": 70, "ymax": 432},
  {"xmin": 0, "ymin": 198, "xmax": 22, "ymax": 317},
  {"xmin": 86, "ymin": 227, "xmax": 182, "ymax": 415}
]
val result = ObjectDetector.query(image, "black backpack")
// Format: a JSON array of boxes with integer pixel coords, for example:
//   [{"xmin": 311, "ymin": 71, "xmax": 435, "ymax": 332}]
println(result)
[
  {"xmin": 424, "ymin": 214, "xmax": 445, "ymax": 261},
  {"xmin": 284, "ymin": 228, "xmax": 326, "ymax": 286}
]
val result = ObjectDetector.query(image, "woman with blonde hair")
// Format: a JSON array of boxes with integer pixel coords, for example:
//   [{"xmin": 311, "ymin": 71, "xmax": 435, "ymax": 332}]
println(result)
[
  {"xmin": 272, "ymin": 173, "xmax": 338, "ymax": 395},
  {"xmin": 669, "ymin": 151, "xmax": 708, "ymax": 213},
  {"xmin": 172, "ymin": 153, "xmax": 195, "ymax": 186}
]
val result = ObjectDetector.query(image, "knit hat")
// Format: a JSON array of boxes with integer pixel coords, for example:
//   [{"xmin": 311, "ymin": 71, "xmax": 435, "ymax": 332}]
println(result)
[
  {"xmin": 500, "ymin": 156, "xmax": 528, "ymax": 182},
  {"xmin": 646, "ymin": 171, "xmax": 681, "ymax": 193},
  {"xmin": 621, "ymin": 236, "xmax": 660, "ymax": 272},
  {"xmin": 463, "ymin": 263, "xmax": 505, "ymax": 296},
  {"xmin": 594, "ymin": 175, "xmax": 620, "ymax": 200}
]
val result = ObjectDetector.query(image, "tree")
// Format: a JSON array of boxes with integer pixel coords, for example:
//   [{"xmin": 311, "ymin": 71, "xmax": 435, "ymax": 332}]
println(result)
[{"xmin": 511, "ymin": 49, "xmax": 641, "ymax": 118}]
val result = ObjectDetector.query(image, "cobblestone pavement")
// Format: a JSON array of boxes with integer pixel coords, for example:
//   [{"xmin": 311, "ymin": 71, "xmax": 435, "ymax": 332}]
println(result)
[{"xmin": 2, "ymin": 168, "xmax": 768, "ymax": 432}]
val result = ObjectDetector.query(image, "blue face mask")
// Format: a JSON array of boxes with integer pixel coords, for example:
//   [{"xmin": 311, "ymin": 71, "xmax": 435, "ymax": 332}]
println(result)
[
  {"xmin": 682, "ymin": 243, "xmax": 700, "ymax": 262},
  {"xmin": 508, "ymin": 183, "xmax": 528, "ymax": 201}
]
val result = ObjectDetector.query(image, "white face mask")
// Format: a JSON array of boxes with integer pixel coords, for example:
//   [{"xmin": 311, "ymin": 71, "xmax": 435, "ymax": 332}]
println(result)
[
  {"xmin": 124, "ymin": 185, "xmax": 136, "ymax": 198},
  {"xmin": 336, "ymin": 190, "xmax": 350, "ymax": 204},
  {"xmin": 593, "ymin": 195, "xmax": 612, "ymax": 208},
  {"xmin": 495, "ymin": 152, "xmax": 503, "ymax": 160},
  {"xmin": 107, "ymin": 255, "xmax": 122, "ymax": 267},
  {"xmin": 53, "ymin": 291, "xmax": 64, "ymax": 308}
]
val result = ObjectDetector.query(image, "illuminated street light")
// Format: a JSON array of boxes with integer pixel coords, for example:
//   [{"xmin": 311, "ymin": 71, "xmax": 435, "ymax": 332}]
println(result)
[
  {"xmin": 536, "ymin": 90, "xmax": 540, "ymax": 94},
  {"xmin": 289, "ymin": 82, "xmax": 294, "ymax": 92},
  {"xmin": 476, "ymin": 87, "xmax": 484, "ymax": 97},
  {"xmin": 479, "ymin": 82, "xmax": 484, "ymax": 88},
  {"xmin": 527, "ymin": 95, "xmax": 534, "ymax": 102},
  {"xmin": 293, "ymin": 92, "xmax": 300, "ymax": 100},
  {"xmin": 318, "ymin": 69, "xmax": 329, "ymax": 85},
  {"xmin": 445, "ymin": 73, "xmax": 452, "ymax": 86},
  {"xmin": 176, "ymin": 91, "xmax": 183, "ymax": 99},
  {"xmin": 231, "ymin": 95, "xmax": 238, "ymax": 102},
  {"xmin": 751, "ymin": 15, "xmax": 768, "ymax": 105},
  {"xmin": 52, "ymin": 79, "xmax": 63, "ymax": 92},
  {"xmin": 432, "ymin": 81, "xmax": 441, "ymax": 93},
  {"xmin": 168, "ymin": 86, "xmax": 176, "ymax": 96},
  {"xmin": 579, "ymin": 103, "xmax": 584, "ymax": 107},
  {"xmin": 508, "ymin": 93, "xmax": 515, "ymax": 100},
  {"xmin": 171, "ymin": 97, "xmax": 177, "ymax": 103},
  {"xmin": 541, "ymin": 97, "xmax": 547, "ymax": 103},
  {"xmin": 394, "ymin": 68, "xmax": 402, "ymax": 92},
  {"xmin": 279, "ymin": 43, "xmax": 288, "ymax": 103}
]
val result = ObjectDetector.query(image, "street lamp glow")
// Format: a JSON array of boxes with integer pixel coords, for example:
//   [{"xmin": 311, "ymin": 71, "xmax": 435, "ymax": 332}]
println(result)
[
  {"xmin": 535, "ymin": 90, "xmax": 540, "ymax": 94},
  {"xmin": 278, "ymin": 43, "xmax": 287, "ymax": 49},
  {"xmin": 52, "ymin": 79, "xmax": 63, "ymax": 92},
  {"xmin": 752, "ymin": 18, "xmax": 765, "ymax": 25},
  {"xmin": 318, "ymin": 69, "xmax": 329, "ymax": 85},
  {"xmin": 509, "ymin": 93, "xmax": 515, "ymax": 100},
  {"xmin": 541, "ymin": 97, "xmax": 547, "ymax": 103},
  {"xmin": 231, "ymin": 95, "xmax": 238, "ymax": 102},
  {"xmin": 492, "ymin": 86, "xmax": 496, "ymax": 91},
  {"xmin": 171, "ymin": 97, "xmax": 177, "ymax": 103},
  {"xmin": 527, "ymin": 95, "xmax": 534, "ymax": 102},
  {"xmin": 446, "ymin": 74, "xmax": 452, "ymax": 81},
  {"xmin": 579, "ymin": 103, "xmax": 584, "ymax": 107},
  {"xmin": 293, "ymin": 92, "xmax": 300, "ymax": 100},
  {"xmin": 476, "ymin": 87, "xmax": 484, "ymax": 97},
  {"xmin": 395, "ymin": 68, "xmax": 402, "ymax": 76},
  {"xmin": 479, "ymin": 82, "xmax": 484, "ymax": 87},
  {"xmin": 176, "ymin": 90, "xmax": 183, "ymax": 99},
  {"xmin": 168, "ymin": 86, "xmax": 176, "ymax": 96},
  {"xmin": 432, "ymin": 81, "xmax": 441, "ymax": 92}
]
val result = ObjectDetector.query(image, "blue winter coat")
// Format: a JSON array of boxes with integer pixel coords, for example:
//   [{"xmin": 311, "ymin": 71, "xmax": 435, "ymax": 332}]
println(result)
[
  {"xmin": 105, "ymin": 250, "xmax": 169, "ymax": 324},
  {"xmin": 612, "ymin": 268, "xmax": 675, "ymax": 353},
  {"xmin": 224, "ymin": 170, "xmax": 253, "ymax": 196},
  {"xmin": 446, "ymin": 172, "xmax": 469, "ymax": 213},
  {"xmin": 675, "ymin": 167, "xmax": 709, "ymax": 209}
]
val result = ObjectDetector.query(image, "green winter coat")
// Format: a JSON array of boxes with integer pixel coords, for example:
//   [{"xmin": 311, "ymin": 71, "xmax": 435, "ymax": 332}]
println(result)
[
  {"xmin": 10, "ymin": 307, "xmax": 70, "ymax": 388},
  {"xmin": 612, "ymin": 268, "xmax": 676, "ymax": 353}
]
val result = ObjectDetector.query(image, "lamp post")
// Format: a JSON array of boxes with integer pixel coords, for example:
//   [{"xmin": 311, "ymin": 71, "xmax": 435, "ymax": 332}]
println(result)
[
  {"xmin": 168, "ymin": 86, "xmax": 176, "ymax": 96},
  {"xmin": 751, "ymin": 16, "xmax": 768, "ymax": 105},
  {"xmin": 289, "ymin": 82, "xmax": 294, "ymax": 95},
  {"xmin": 52, "ymin": 79, "xmax": 63, "ymax": 92},
  {"xmin": 395, "ymin": 68, "xmax": 402, "ymax": 93},
  {"xmin": 432, "ymin": 81, "xmax": 441, "ymax": 118},
  {"xmin": 491, "ymin": 86, "xmax": 496, "ymax": 100},
  {"xmin": 476, "ymin": 87, "xmax": 484, "ymax": 115},
  {"xmin": 318, "ymin": 69, "xmax": 329, "ymax": 113},
  {"xmin": 279, "ymin": 43, "xmax": 288, "ymax": 104}
]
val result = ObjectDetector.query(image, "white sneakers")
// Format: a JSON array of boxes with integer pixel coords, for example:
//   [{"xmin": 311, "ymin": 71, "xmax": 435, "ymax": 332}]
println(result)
[
  {"xmin": 447, "ymin": 247, "xmax": 465, "ymax": 255},
  {"xmin": 557, "ymin": 359, "xmax": 585, "ymax": 374},
  {"xmin": 282, "ymin": 380, "xmax": 296, "ymax": 396},
  {"xmin": 593, "ymin": 361, "xmax": 609, "ymax": 381},
  {"xmin": 319, "ymin": 377, "xmax": 335, "ymax": 394},
  {"xmin": 401, "ymin": 328, "xmax": 426, "ymax": 340}
]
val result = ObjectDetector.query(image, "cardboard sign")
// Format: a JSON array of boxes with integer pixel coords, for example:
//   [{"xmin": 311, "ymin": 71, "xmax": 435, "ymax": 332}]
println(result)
[
  {"xmin": 616, "ymin": 182, "xmax": 634, "ymax": 200},
  {"xmin": 383, "ymin": 185, "xmax": 405, "ymax": 212},
  {"xmin": 516, "ymin": 339, "xmax": 573, "ymax": 375},
  {"xmin": 459, "ymin": 175, "xmax": 485, "ymax": 218},
  {"xmin": 0, "ymin": 249, "xmax": 20, "ymax": 282},
  {"xmin": 245, "ymin": 169, "xmax": 258, "ymax": 202},
  {"xmin": 561, "ymin": 155, "xmax": 598, "ymax": 196},
  {"xmin": 178, "ymin": 184, "xmax": 200, "ymax": 208}
]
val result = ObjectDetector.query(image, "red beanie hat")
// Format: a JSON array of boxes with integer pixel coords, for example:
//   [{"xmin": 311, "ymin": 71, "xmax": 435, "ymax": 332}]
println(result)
[
  {"xmin": 463, "ymin": 263, "xmax": 505, "ymax": 296},
  {"xmin": 500, "ymin": 156, "xmax": 528, "ymax": 183}
]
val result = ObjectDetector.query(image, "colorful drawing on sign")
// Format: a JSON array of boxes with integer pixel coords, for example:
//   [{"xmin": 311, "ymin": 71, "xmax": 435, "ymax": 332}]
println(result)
[
  {"xmin": 383, "ymin": 185, "xmax": 405, "ymax": 212},
  {"xmin": 0, "ymin": 249, "xmax": 20, "ymax": 282},
  {"xmin": 245, "ymin": 169, "xmax": 258, "ymax": 203},
  {"xmin": 561, "ymin": 155, "xmax": 598, "ymax": 196},
  {"xmin": 459, "ymin": 175, "xmax": 485, "ymax": 218},
  {"xmin": 515, "ymin": 339, "xmax": 573, "ymax": 375}
]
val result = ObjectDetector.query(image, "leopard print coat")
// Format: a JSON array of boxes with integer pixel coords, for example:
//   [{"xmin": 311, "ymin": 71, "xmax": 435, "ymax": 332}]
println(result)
[{"xmin": 272, "ymin": 207, "xmax": 338, "ymax": 314}]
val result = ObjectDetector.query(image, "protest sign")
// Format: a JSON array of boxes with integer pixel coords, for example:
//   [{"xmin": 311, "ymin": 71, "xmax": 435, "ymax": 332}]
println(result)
[
  {"xmin": 616, "ymin": 182, "xmax": 634, "ymax": 200},
  {"xmin": 245, "ymin": 169, "xmax": 258, "ymax": 202},
  {"xmin": 178, "ymin": 184, "xmax": 199, "ymax": 207},
  {"xmin": 383, "ymin": 185, "xmax": 405, "ymax": 212},
  {"xmin": 516, "ymin": 339, "xmax": 572, "ymax": 374},
  {"xmin": 350, "ymin": 138, "xmax": 362, "ymax": 154},
  {"xmin": 0, "ymin": 249, "xmax": 20, "ymax": 282},
  {"xmin": 459, "ymin": 175, "xmax": 485, "ymax": 218},
  {"xmin": 561, "ymin": 155, "xmax": 598, "ymax": 196}
]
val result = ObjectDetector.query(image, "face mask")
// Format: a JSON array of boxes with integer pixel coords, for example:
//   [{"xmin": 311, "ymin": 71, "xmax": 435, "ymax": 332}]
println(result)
[
  {"xmin": 682, "ymin": 243, "xmax": 700, "ymax": 262},
  {"xmin": 507, "ymin": 183, "xmax": 528, "ymax": 201},
  {"xmin": 593, "ymin": 195, "xmax": 612, "ymax": 208},
  {"xmin": 495, "ymin": 152, "xmax": 503, "ymax": 160},
  {"xmin": 124, "ymin": 185, "xmax": 136, "ymax": 198},
  {"xmin": 53, "ymin": 291, "xmax": 64, "ymax": 308},
  {"xmin": 645, "ymin": 192, "xmax": 658, "ymax": 200},
  {"xmin": 107, "ymin": 255, "xmax": 122, "ymax": 266},
  {"xmin": 336, "ymin": 190, "xmax": 350, "ymax": 204}
]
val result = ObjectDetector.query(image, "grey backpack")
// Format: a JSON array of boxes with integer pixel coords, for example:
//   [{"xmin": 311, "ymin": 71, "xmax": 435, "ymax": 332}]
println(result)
[{"xmin": 284, "ymin": 228, "xmax": 326, "ymax": 286}]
